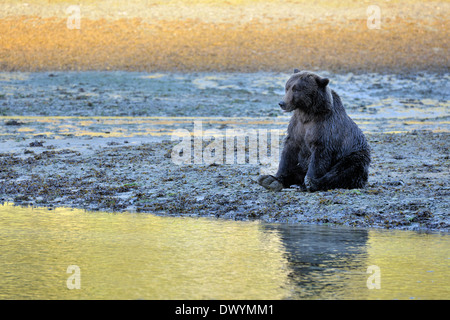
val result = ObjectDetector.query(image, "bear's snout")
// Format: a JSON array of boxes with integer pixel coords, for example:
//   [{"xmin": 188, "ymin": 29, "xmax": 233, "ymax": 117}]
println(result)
[{"xmin": 278, "ymin": 101, "xmax": 286, "ymax": 109}]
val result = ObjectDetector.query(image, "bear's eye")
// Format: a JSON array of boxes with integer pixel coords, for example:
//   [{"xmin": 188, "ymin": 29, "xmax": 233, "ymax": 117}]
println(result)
[{"xmin": 292, "ymin": 85, "xmax": 300, "ymax": 92}]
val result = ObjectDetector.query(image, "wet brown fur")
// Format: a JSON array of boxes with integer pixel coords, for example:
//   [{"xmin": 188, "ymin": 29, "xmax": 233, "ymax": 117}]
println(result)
[{"xmin": 258, "ymin": 70, "xmax": 371, "ymax": 192}]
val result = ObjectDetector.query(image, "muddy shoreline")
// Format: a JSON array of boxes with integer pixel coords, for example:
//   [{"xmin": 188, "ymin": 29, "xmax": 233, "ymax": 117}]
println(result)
[
  {"xmin": 0, "ymin": 71, "xmax": 449, "ymax": 232},
  {"xmin": 1, "ymin": 129, "xmax": 448, "ymax": 232}
]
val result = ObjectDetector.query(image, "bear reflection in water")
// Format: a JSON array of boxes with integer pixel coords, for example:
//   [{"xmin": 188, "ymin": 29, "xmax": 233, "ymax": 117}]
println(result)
[{"xmin": 262, "ymin": 223, "xmax": 370, "ymax": 298}]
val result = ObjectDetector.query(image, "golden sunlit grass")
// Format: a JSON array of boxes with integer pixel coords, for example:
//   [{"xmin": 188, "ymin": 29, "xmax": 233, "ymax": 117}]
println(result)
[{"xmin": 0, "ymin": 1, "xmax": 448, "ymax": 72}]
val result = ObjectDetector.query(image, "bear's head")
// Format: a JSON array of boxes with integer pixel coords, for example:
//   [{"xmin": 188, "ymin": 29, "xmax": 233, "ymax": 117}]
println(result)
[{"xmin": 279, "ymin": 69, "xmax": 332, "ymax": 114}]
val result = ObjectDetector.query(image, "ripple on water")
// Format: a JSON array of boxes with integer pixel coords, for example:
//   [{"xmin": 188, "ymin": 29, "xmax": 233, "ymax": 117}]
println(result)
[{"xmin": 0, "ymin": 204, "xmax": 448, "ymax": 300}]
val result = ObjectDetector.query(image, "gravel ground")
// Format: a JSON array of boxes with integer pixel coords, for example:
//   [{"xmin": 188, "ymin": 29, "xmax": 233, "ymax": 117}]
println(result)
[
  {"xmin": 0, "ymin": 129, "xmax": 448, "ymax": 231},
  {"xmin": 0, "ymin": 70, "xmax": 449, "ymax": 232}
]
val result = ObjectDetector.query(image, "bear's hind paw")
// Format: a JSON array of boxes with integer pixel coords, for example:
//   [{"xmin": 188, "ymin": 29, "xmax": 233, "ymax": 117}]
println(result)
[{"xmin": 257, "ymin": 175, "xmax": 283, "ymax": 192}]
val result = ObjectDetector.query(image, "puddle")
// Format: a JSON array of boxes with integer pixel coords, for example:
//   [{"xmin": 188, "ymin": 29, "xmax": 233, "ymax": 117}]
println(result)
[{"xmin": 0, "ymin": 203, "xmax": 448, "ymax": 299}]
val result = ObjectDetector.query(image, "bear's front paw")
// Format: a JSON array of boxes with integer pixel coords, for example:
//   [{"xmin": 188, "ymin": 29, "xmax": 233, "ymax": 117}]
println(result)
[
  {"xmin": 257, "ymin": 175, "xmax": 283, "ymax": 192},
  {"xmin": 304, "ymin": 175, "xmax": 315, "ymax": 192}
]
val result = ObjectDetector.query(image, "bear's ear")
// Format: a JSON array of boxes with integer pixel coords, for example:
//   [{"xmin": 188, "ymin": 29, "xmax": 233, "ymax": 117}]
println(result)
[
  {"xmin": 316, "ymin": 77, "xmax": 329, "ymax": 88},
  {"xmin": 293, "ymin": 68, "xmax": 300, "ymax": 73}
]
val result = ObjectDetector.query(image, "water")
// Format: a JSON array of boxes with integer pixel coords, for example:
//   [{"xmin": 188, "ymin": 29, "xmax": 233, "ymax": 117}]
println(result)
[
  {"xmin": 0, "ymin": 72, "xmax": 449, "ymax": 141},
  {"xmin": 1, "ymin": 203, "xmax": 448, "ymax": 300}
]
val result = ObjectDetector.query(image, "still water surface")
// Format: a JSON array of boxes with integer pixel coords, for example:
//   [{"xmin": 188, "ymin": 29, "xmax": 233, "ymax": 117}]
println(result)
[{"xmin": 0, "ymin": 204, "xmax": 448, "ymax": 300}]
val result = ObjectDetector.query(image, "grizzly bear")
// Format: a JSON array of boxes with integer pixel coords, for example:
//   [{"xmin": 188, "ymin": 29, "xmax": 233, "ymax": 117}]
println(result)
[{"xmin": 258, "ymin": 70, "xmax": 370, "ymax": 192}]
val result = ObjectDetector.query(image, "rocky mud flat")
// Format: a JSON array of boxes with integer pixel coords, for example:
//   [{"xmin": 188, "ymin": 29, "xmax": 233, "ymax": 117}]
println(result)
[
  {"xmin": 0, "ymin": 71, "xmax": 448, "ymax": 231},
  {"xmin": 0, "ymin": 130, "xmax": 448, "ymax": 232}
]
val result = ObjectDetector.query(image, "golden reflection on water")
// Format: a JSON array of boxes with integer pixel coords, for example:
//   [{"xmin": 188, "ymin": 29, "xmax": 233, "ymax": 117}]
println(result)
[
  {"xmin": 0, "ymin": 204, "xmax": 448, "ymax": 300},
  {"xmin": 0, "ymin": 204, "xmax": 290, "ymax": 300},
  {"xmin": 0, "ymin": 116, "xmax": 291, "ymax": 139},
  {"xmin": 1, "ymin": 116, "xmax": 448, "ymax": 142},
  {"xmin": 365, "ymin": 230, "xmax": 450, "ymax": 300}
]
